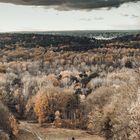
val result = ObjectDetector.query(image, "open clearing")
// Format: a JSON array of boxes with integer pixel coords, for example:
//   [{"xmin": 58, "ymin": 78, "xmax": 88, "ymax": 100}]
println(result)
[{"xmin": 17, "ymin": 121, "xmax": 105, "ymax": 140}]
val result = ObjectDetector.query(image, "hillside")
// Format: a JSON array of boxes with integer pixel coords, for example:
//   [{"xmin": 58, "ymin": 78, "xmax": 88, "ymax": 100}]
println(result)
[{"xmin": 0, "ymin": 33, "xmax": 140, "ymax": 140}]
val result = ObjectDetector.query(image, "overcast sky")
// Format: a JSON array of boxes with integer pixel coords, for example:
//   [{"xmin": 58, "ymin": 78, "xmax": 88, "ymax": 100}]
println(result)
[{"xmin": 0, "ymin": 0, "xmax": 140, "ymax": 32}]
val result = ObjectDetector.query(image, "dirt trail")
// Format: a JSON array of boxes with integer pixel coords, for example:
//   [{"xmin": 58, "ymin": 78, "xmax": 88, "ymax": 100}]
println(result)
[{"xmin": 17, "ymin": 121, "xmax": 105, "ymax": 140}]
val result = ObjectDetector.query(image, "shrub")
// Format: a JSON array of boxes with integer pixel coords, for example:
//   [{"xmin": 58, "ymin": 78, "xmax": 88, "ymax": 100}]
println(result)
[{"xmin": 0, "ymin": 101, "xmax": 18, "ymax": 139}]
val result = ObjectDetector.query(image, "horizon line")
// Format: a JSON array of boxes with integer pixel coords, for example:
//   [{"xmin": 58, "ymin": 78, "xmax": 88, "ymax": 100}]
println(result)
[{"xmin": 0, "ymin": 29, "xmax": 140, "ymax": 34}]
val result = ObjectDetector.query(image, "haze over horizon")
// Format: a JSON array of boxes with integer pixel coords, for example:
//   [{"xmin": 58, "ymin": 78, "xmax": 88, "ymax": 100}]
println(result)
[{"xmin": 0, "ymin": 0, "xmax": 140, "ymax": 32}]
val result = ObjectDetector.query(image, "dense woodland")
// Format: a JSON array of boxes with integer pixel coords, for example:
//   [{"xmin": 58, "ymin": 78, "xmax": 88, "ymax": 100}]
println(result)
[{"xmin": 0, "ymin": 33, "xmax": 140, "ymax": 140}]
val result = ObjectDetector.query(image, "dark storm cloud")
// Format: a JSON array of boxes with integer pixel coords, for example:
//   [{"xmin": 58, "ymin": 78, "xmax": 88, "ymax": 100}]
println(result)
[{"xmin": 0, "ymin": 0, "xmax": 139, "ymax": 10}]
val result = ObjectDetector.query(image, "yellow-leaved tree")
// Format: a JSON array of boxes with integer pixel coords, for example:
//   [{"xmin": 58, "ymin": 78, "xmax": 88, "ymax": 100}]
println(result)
[{"xmin": 34, "ymin": 89, "xmax": 49, "ymax": 125}]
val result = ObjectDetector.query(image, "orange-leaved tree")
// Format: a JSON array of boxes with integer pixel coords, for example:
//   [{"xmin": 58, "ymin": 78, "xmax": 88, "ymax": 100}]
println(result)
[{"xmin": 34, "ymin": 89, "xmax": 49, "ymax": 125}]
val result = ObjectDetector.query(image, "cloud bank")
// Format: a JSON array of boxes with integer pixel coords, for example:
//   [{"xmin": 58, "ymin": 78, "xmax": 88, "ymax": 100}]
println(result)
[{"xmin": 0, "ymin": 0, "xmax": 140, "ymax": 10}]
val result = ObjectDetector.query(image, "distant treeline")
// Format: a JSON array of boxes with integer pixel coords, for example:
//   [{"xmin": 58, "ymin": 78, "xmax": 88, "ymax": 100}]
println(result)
[{"xmin": 0, "ymin": 33, "xmax": 140, "ymax": 51}]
